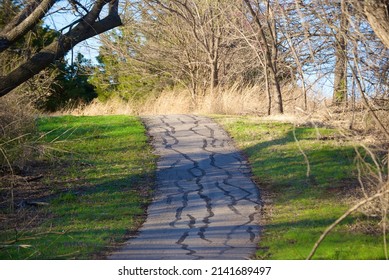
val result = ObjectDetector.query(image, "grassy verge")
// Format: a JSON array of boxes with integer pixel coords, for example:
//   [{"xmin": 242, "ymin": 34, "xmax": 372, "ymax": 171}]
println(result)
[
  {"xmin": 213, "ymin": 115, "xmax": 387, "ymax": 260},
  {"xmin": 0, "ymin": 115, "xmax": 156, "ymax": 259}
]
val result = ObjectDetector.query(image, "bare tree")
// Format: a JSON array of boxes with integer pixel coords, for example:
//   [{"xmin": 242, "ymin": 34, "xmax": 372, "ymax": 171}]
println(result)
[
  {"xmin": 242, "ymin": 0, "xmax": 284, "ymax": 114},
  {"xmin": 97, "ymin": 0, "xmax": 241, "ymax": 102},
  {"xmin": 149, "ymin": 0, "xmax": 231, "ymax": 95},
  {"xmin": 0, "ymin": 0, "xmax": 122, "ymax": 98}
]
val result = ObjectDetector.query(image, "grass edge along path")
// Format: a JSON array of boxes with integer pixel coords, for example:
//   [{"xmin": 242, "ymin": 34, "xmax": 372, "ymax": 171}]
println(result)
[
  {"xmin": 0, "ymin": 115, "xmax": 156, "ymax": 260},
  {"xmin": 212, "ymin": 115, "xmax": 387, "ymax": 260}
]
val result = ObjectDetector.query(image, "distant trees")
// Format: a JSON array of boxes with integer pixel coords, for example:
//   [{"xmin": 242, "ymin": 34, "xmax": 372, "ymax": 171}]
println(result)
[
  {"xmin": 93, "ymin": 0, "xmax": 375, "ymax": 115},
  {"xmin": 149, "ymin": 0, "xmax": 227, "ymax": 94},
  {"xmin": 283, "ymin": 0, "xmax": 388, "ymax": 109},
  {"xmin": 43, "ymin": 54, "xmax": 97, "ymax": 112},
  {"xmin": 0, "ymin": 0, "xmax": 388, "ymax": 115},
  {"xmin": 94, "ymin": 0, "xmax": 298, "ymax": 113},
  {"xmin": 94, "ymin": 0, "xmax": 238, "ymax": 102}
]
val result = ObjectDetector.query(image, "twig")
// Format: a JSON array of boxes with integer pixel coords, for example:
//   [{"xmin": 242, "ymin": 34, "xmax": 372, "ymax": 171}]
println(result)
[
  {"xmin": 25, "ymin": 201, "xmax": 50, "ymax": 207},
  {"xmin": 382, "ymin": 202, "xmax": 388, "ymax": 260},
  {"xmin": 307, "ymin": 186, "xmax": 389, "ymax": 260},
  {"xmin": 293, "ymin": 124, "xmax": 311, "ymax": 178},
  {"xmin": 26, "ymin": 175, "xmax": 44, "ymax": 182},
  {"xmin": 0, "ymin": 244, "xmax": 32, "ymax": 249}
]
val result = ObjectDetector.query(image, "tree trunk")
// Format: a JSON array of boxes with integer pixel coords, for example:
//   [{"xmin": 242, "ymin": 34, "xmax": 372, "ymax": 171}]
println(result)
[
  {"xmin": 269, "ymin": 65, "xmax": 283, "ymax": 114},
  {"xmin": 264, "ymin": 64, "xmax": 272, "ymax": 115},
  {"xmin": 243, "ymin": 0, "xmax": 283, "ymax": 114},
  {"xmin": 0, "ymin": 0, "xmax": 56, "ymax": 53},
  {"xmin": 210, "ymin": 59, "xmax": 219, "ymax": 95},
  {"xmin": 333, "ymin": 0, "xmax": 349, "ymax": 106}
]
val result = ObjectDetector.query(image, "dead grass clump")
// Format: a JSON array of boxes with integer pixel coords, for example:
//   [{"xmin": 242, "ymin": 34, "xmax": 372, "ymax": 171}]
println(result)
[
  {"xmin": 0, "ymin": 95, "xmax": 37, "ymax": 171},
  {"xmin": 58, "ymin": 97, "xmax": 139, "ymax": 116},
  {"xmin": 198, "ymin": 84, "xmax": 263, "ymax": 115},
  {"xmin": 64, "ymin": 83, "xmax": 311, "ymax": 116},
  {"xmin": 0, "ymin": 94, "xmax": 42, "ymax": 217},
  {"xmin": 141, "ymin": 89, "xmax": 193, "ymax": 115}
]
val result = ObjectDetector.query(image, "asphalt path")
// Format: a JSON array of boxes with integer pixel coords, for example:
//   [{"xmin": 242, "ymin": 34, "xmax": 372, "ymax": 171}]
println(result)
[{"xmin": 108, "ymin": 115, "xmax": 261, "ymax": 260}]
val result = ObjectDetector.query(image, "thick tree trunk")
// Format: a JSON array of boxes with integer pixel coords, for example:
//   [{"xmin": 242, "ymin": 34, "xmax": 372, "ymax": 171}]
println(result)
[
  {"xmin": 269, "ymin": 65, "xmax": 283, "ymax": 114},
  {"xmin": 0, "ymin": 0, "xmax": 56, "ymax": 53},
  {"xmin": 333, "ymin": 1, "xmax": 349, "ymax": 105}
]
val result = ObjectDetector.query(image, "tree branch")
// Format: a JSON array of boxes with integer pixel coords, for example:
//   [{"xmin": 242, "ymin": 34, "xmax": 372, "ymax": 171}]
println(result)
[
  {"xmin": 0, "ymin": 0, "xmax": 122, "ymax": 97},
  {"xmin": 0, "ymin": 0, "xmax": 56, "ymax": 53},
  {"xmin": 307, "ymin": 186, "xmax": 389, "ymax": 260}
]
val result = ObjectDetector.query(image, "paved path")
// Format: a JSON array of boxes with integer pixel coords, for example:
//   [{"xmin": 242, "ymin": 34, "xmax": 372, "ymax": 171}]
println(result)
[{"xmin": 109, "ymin": 115, "xmax": 261, "ymax": 260}]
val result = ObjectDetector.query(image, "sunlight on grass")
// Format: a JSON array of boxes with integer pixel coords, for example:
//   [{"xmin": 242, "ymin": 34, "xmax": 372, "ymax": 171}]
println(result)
[
  {"xmin": 0, "ymin": 115, "xmax": 156, "ymax": 259},
  {"xmin": 213, "ymin": 115, "xmax": 387, "ymax": 260}
]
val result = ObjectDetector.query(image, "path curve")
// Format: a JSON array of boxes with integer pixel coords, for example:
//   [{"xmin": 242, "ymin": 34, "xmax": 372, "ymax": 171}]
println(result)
[{"xmin": 109, "ymin": 115, "xmax": 261, "ymax": 260}]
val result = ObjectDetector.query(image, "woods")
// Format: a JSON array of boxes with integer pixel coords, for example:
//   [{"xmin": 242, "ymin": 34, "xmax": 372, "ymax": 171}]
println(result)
[
  {"xmin": 87, "ymin": 0, "xmax": 388, "ymax": 116},
  {"xmin": 0, "ymin": 0, "xmax": 388, "ymax": 115}
]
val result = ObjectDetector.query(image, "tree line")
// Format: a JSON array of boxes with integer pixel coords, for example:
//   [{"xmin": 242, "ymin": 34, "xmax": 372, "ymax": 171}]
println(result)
[
  {"xmin": 91, "ymin": 0, "xmax": 389, "ymax": 116},
  {"xmin": 0, "ymin": 0, "xmax": 388, "ymax": 116}
]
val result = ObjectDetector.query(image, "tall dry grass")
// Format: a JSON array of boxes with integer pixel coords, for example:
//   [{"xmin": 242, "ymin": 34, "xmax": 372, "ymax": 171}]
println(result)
[
  {"xmin": 62, "ymin": 83, "xmax": 310, "ymax": 116},
  {"xmin": 0, "ymin": 94, "xmax": 38, "ymax": 213},
  {"xmin": 60, "ymin": 97, "xmax": 139, "ymax": 116},
  {"xmin": 0, "ymin": 95, "xmax": 37, "ymax": 171}
]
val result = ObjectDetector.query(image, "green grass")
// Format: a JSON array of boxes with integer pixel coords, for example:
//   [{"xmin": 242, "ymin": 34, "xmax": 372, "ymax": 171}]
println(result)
[
  {"xmin": 0, "ymin": 115, "xmax": 156, "ymax": 259},
  {"xmin": 2, "ymin": 114, "xmax": 385, "ymax": 260},
  {"xmin": 213, "ymin": 115, "xmax": 387, "ymax": 260}
]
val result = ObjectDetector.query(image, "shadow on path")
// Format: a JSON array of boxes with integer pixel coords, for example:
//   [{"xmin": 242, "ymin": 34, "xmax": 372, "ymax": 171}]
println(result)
[{"xmin": 108, "ymin": 115, "xmax": 261, "ymax": 260}]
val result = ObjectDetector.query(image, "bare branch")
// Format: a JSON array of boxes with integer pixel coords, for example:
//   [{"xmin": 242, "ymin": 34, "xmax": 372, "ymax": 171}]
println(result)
[{"xmin": 307, "ymin": 185, "xmax": 389, "ymax": 260}]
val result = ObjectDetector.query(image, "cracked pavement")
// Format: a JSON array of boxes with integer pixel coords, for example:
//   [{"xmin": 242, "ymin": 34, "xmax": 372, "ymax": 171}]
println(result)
[{"xmin": 108, "ymin": 115, "xmax": 261, "ymax": 260}]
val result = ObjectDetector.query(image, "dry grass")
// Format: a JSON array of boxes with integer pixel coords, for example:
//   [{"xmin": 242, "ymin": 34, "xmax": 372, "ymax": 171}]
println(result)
[
  {"xmin": 58, "ymin": 97, "xmax": 139, "ymax": 116},
  {"xmin": 0, "ymin": 94, "xmax": 37, "ymax": 170},
  {"xmin": 62, "ymin": 83, "xmax": 312, "ymax": 116},
  {"xmin": 0, "ymin": 94, "xmax": 40, "ymax": 217}
]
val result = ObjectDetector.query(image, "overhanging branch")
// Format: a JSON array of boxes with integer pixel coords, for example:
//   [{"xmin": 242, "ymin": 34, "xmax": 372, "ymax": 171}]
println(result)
[
  {"xmin": 0, "ymin": 0, "xmax": 122, "ymax": 98},
  {"xmin": 0, "ymin": 0, "xmax": 56, "ymax": 53}
]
